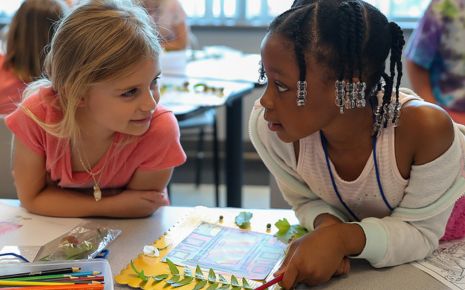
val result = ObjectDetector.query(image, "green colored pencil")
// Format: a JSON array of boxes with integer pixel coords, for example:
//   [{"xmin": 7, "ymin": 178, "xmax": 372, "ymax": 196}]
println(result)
[{"xmin": 3, "ymin": 271, "xmax": 101, "ymax": 281}]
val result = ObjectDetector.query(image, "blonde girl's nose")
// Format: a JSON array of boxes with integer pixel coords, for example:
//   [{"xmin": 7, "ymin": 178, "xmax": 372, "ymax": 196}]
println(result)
[{"xmin": 142, "ymin": 89, "xmax": 157, "ymax": 112}]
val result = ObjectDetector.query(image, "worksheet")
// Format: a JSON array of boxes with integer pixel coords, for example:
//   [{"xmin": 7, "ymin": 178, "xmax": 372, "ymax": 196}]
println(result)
[
  {"xmin": 413, "ymin": 239, "xmax": 465, "ymax": 290},
  {"xmin": 165, "ymin": 222, "xmax": 286, "ymax": 280}
]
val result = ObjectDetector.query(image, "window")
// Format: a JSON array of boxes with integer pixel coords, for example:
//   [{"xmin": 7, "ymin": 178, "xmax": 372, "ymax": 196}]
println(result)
[
  {"xmin": 0, "ymin": 0, "xmax": 22, "ymax": 24},
  {"xmin": 179, "ymin": 0, "xmax": 430, "ymax": 28}
]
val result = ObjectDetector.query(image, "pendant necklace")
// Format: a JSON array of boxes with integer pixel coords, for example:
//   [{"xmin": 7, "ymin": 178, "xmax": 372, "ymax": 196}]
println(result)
[{"xmin": 76, "ymin": 141, "xmax": 113, "ymax": 202}]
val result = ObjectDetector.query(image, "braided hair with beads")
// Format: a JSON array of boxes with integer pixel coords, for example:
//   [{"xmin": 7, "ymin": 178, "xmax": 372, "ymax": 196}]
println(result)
[{"xmin": 259, "ymin": 0, "xmax": 405, "ymax": 135}]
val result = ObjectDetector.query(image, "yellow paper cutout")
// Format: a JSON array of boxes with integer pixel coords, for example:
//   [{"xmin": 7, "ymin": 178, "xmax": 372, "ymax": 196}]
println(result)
[{"xmin": 115, "ymin": 206, "xmax": 284, "ymax": 289}]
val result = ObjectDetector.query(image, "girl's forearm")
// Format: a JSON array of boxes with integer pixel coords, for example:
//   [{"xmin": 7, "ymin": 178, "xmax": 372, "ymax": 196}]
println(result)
[
  {"xmin": 335, "ymin": 223, "xmax": 366, "ymax": 257},
  {"xmin": 20, "ymin": 186, "xmax": 108, "ymax": 217}
]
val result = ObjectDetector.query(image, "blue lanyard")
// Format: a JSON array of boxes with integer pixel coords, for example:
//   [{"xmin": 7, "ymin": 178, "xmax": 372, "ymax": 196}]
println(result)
[{"xmin": 320, "ymin": 131, "xmax": 393, "ymax": 222}]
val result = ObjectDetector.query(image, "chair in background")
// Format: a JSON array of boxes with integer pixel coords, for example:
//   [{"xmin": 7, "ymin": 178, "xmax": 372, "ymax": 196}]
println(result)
[
  {"xmin": 178, "ymin": 108, "xmax": 220, "ymax": 206},
  {"xmin": 0, "ymin": 117, "xmax": 16, "ymax": 199}
]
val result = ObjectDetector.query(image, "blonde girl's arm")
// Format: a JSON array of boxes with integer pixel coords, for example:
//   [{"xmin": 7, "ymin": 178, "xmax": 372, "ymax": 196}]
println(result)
[{"xmin": 12, "ymin": 138, "xmax": 106, "ymax": 217}]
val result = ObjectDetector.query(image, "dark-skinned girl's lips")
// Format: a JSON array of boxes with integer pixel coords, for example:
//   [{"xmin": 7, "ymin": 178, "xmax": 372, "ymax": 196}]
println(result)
[{"xmin": 268, "ymin": 122, "xmax": 283, "ymax": 131}]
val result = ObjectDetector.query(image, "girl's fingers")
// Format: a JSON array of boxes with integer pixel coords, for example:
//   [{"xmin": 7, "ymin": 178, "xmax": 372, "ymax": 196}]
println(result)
[
  {"xmin": 275, "ymin": 242, "xmax": 297, "ymax": 275},
  {"xmin": 280, "ymin": 263, "xmax": 298, "ymax": 290},
  {"xmin": 334, "ymin": 258, "xmax": 350, "ymax": 276}
]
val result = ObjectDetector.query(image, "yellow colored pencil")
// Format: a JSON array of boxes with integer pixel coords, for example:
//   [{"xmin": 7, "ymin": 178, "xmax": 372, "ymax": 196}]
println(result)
[{"xmin": 0, "ymin": 280, "xmax": 75, "ymax": 286}]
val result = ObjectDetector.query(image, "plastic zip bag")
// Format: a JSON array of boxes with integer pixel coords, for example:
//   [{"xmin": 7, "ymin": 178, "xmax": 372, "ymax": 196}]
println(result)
[{"xmin": 35, "ymin": 223, "xmax": 121, "ymax": 261}]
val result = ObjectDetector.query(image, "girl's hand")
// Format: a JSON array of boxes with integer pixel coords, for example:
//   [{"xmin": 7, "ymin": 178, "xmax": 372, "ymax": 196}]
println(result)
[
  {"xmin": 274, "ymin": 225, "xmax": 348, "ymax": 289},
  {"xmin": 105, "ymin": 189, "xmax": 169, "ymax": 217}
]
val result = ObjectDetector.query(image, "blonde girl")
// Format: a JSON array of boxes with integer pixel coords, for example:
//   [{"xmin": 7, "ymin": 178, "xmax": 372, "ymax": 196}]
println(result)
[{"xmin": 5, "ymin": 0, "xmax": 186, "ymax": 218}]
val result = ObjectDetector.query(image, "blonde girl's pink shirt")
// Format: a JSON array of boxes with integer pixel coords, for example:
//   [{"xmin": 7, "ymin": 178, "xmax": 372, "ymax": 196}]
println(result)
[
  {"xmin": 5, "ymin": 86, "xmax": 186, "ymax": 189},
  {"xmin": 0, "ymin": 55, "xmax": 27, "ymax": 115}
]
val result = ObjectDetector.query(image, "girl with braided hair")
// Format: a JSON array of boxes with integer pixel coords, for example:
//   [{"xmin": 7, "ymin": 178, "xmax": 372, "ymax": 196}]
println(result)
[{"xmin": 249, "ymin": 0, "xmax": 465, "ymax": 288}]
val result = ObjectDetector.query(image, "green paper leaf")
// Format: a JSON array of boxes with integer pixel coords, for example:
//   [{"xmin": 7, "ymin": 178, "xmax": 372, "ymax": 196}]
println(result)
[
  {"xmin": 206, "ymin": 282, "xmax": 219, "ymax": 290},
  {"xmin": 195, "ymin": 265, "xmax": 205, "ymax": 280},
  {"xmin": 184, "ymin": 266, "xmax": 193, "ymax": 277},
  {"xmin": 274, "ymin": 218, "xmax": 308, "ymax": 243},
  {"xmin": 172, "ymin": 276, "xmax": 194, "ymax": 288},
  {"xmin": 230, "ymin": 275, "xmax": 239, "ymax": 287},
  {"xmin": 164, "ymin": 274, "xmax": 180, "ymax": 287},
  {"xmin": 193, "ymin": 279, "xmax": 208, "ymax": 290},
  {"xmin": 235, "ymin": 211, "xmax": 253, "ymax": 229},
  {"xmin": 166, "ymin": 258, "xmax": 180, "ymax": 275},
  {"xmin": 217, "ymin": 285, "xmax": 231, "ymax": 290},
  {"xmin": 242, "ymin": 278, "xmax": 252, "ymax": 290},
  {"xmin": 130, "ymin": 260, "xmax": 148, "ymax": 282},
  {"xmin": 218, "ymin": 274, "xmax": 228, "ymax": 284},
  {"xmin": 153, "ymin": 274, "xmax": 169, "ymax": 282},
  {"xmin": 208, "ymin": 268, "xmax": 217, "ymax": 283}
]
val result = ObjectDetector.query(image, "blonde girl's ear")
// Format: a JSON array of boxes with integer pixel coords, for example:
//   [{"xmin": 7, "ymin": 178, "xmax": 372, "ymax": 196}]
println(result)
[{"xmin": 77, "ymin": 96, "xmax": 87, "ymax": 108}]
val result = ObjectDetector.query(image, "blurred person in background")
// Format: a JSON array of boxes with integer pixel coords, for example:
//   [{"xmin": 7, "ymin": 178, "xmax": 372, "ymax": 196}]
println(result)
[
  {"xmin": 0, "ymin": 0, "xmax": 67, "ymax": 114},
  {"xmin": 405, "ymin": 0, "xmax": 465, "ymax": 124}
]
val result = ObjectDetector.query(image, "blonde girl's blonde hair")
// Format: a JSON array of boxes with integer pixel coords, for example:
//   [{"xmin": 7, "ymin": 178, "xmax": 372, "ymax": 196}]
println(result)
[
  {"xmin": 22, "ymin": 0, "xmax": 162, "ymax": 144},
  {"xmin": 3, "ymin": 0, "xmax": 68, "ymax": 83}
]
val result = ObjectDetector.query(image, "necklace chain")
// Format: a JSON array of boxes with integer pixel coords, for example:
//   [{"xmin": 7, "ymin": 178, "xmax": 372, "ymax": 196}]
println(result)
[{"xmin": 75, "ymin": 140, "xmax": 113, "ymax": 202}]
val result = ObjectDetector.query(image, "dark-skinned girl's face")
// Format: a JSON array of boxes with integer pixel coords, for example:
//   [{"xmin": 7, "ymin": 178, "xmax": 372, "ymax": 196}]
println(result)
[{"xmin": 259, "ymin": 32, "xmax": 339, "ymax": 143}]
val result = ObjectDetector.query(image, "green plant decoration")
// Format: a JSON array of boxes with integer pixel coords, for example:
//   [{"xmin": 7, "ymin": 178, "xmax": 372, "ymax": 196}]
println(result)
[
  {"xmin": 208, "ymin": 268, "xmax": 216, "ymax": 283},
  {"xmin": 234, "ymin": 212, "xmax": 253, "ymax": 229},
  {"xmin": 193, "ymin": 279, "xmax": 208, "ymax": 290},
  {"xmin": 206, "ymin": 282, "xmax": 219, "ymax": 290},
  {"xmin": 130, "ymin": 259, "xmax": 255, "ymax": 289},
  {"xmin": 274, "ymin": 218, "xmax": 308, "ymax": 243},
  {"xmin": 130, "ymin": 260, "xmax": 148, "ymax": 282}
]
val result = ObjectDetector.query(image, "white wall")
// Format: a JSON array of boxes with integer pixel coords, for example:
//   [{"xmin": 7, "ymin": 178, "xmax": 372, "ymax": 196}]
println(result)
[{"xmin": 190, "ymin": 27, "xmax": 413, "ymax": 142}]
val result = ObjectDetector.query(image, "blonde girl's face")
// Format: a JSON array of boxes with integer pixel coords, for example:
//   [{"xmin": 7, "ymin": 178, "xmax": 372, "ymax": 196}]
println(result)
[
  {"xmin": 83, "ymin": 57, "xmax": 161, "ymax": 137},
  {"xmin": 259, "ymin": 33, "xmax": 339, "ymax": 143}
]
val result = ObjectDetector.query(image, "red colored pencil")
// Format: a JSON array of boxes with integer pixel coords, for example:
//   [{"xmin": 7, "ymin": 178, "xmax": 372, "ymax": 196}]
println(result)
[{"xmin": 254, "ymin": 274, "xmax": 283, "ymax": 290}]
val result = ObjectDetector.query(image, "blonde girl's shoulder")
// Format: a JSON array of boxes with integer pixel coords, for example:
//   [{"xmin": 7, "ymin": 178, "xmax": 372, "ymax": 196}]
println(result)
[{"xmin": 397, "ymin": 100, "xmax": 455, "ymax": 165}]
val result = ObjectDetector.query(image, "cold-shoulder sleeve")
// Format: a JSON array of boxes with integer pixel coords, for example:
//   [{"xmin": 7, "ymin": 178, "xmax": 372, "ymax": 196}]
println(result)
[
  {"xmin": 352, "ymin": 124, "xmax": 465, "ymax": 267},
  {"xmin": 249, "ymin": 100, "xmax": 348, "ymax": 231}
]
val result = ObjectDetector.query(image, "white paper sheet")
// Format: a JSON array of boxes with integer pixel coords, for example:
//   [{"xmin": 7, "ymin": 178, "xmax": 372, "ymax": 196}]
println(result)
[
  {"xmin": 0, "ymin": 201, "xmax": 83, "ymax": 247},
  {"xmin": 413, "ymin": 239, "xmax": 465, "ymax": 290}
]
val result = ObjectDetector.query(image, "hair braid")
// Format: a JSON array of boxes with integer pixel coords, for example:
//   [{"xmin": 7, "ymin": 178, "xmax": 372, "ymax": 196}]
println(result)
[
  {"xmin": 337, "ymin": 2, "xmax": 351, "ymax": 80},
  {"xmin": 349, "ymin": 1, "xmax": 365, "ymax": 80},
  {"xmin": 389, "ymin": 22, "xmax": 405, "ymax": 123}
]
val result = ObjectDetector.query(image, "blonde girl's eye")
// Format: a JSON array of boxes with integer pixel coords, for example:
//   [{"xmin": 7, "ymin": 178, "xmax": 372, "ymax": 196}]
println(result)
[
  {"xmin": 274, "ymin": 81, "xmax": 289, "ymax": 93},
  {"xmin": 122, "ymin": 88, "xmax": 138, "ymax": 97}
]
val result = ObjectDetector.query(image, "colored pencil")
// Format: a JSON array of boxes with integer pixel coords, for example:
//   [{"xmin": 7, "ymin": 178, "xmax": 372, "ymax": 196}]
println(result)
[
  {"xmin": 6, "ymin": 272, "xmax": 102, "ymax": 281},
  {"xmin": 0, "ymin": 280, "xmax": 76, "ymax": 286},
  {"xmin": 0, "ymin": 267, "xmax": 81, "ymax": 279},
  {"xmin": 0, "ymin": 283, "xmax": 104, "ymax": 290},
  {"xmin": 37, "ymin": 276, "xmax": 104, "ymax": 283},
  {"xmin": 254, "ymin": 274, "xmax": 283, "ymax": 290}
]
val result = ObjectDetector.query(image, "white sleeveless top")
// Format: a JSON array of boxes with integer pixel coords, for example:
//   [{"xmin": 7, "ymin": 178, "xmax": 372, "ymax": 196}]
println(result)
[{"xmin": 295, "ymin": 97, "xmax": 418, "ymax": 220}]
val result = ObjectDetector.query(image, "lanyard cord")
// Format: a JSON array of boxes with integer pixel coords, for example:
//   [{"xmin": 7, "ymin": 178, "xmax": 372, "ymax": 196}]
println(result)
[{"xmin": 320, "ymin": 131, "xmax": 393, "ymax": 222}]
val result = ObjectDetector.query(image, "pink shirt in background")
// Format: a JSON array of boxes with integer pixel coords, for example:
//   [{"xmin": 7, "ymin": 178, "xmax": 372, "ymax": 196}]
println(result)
[
  {"xmin": 5, "ymin": 86, "xmax": 186, "ymax": 189},
  {"xmin": 0, "ymin": 55, "xmax": 26, "ymax": 115}
]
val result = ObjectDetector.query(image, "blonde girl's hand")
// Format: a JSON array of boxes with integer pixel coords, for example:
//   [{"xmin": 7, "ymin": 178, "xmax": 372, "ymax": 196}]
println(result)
[
  {"xmin": 274, "ymin": 225, "xmax": 349, "ymax": 289},
  {"xmin": 107, "ymin": 189, "xmax": 169, "ymax": 217}
]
